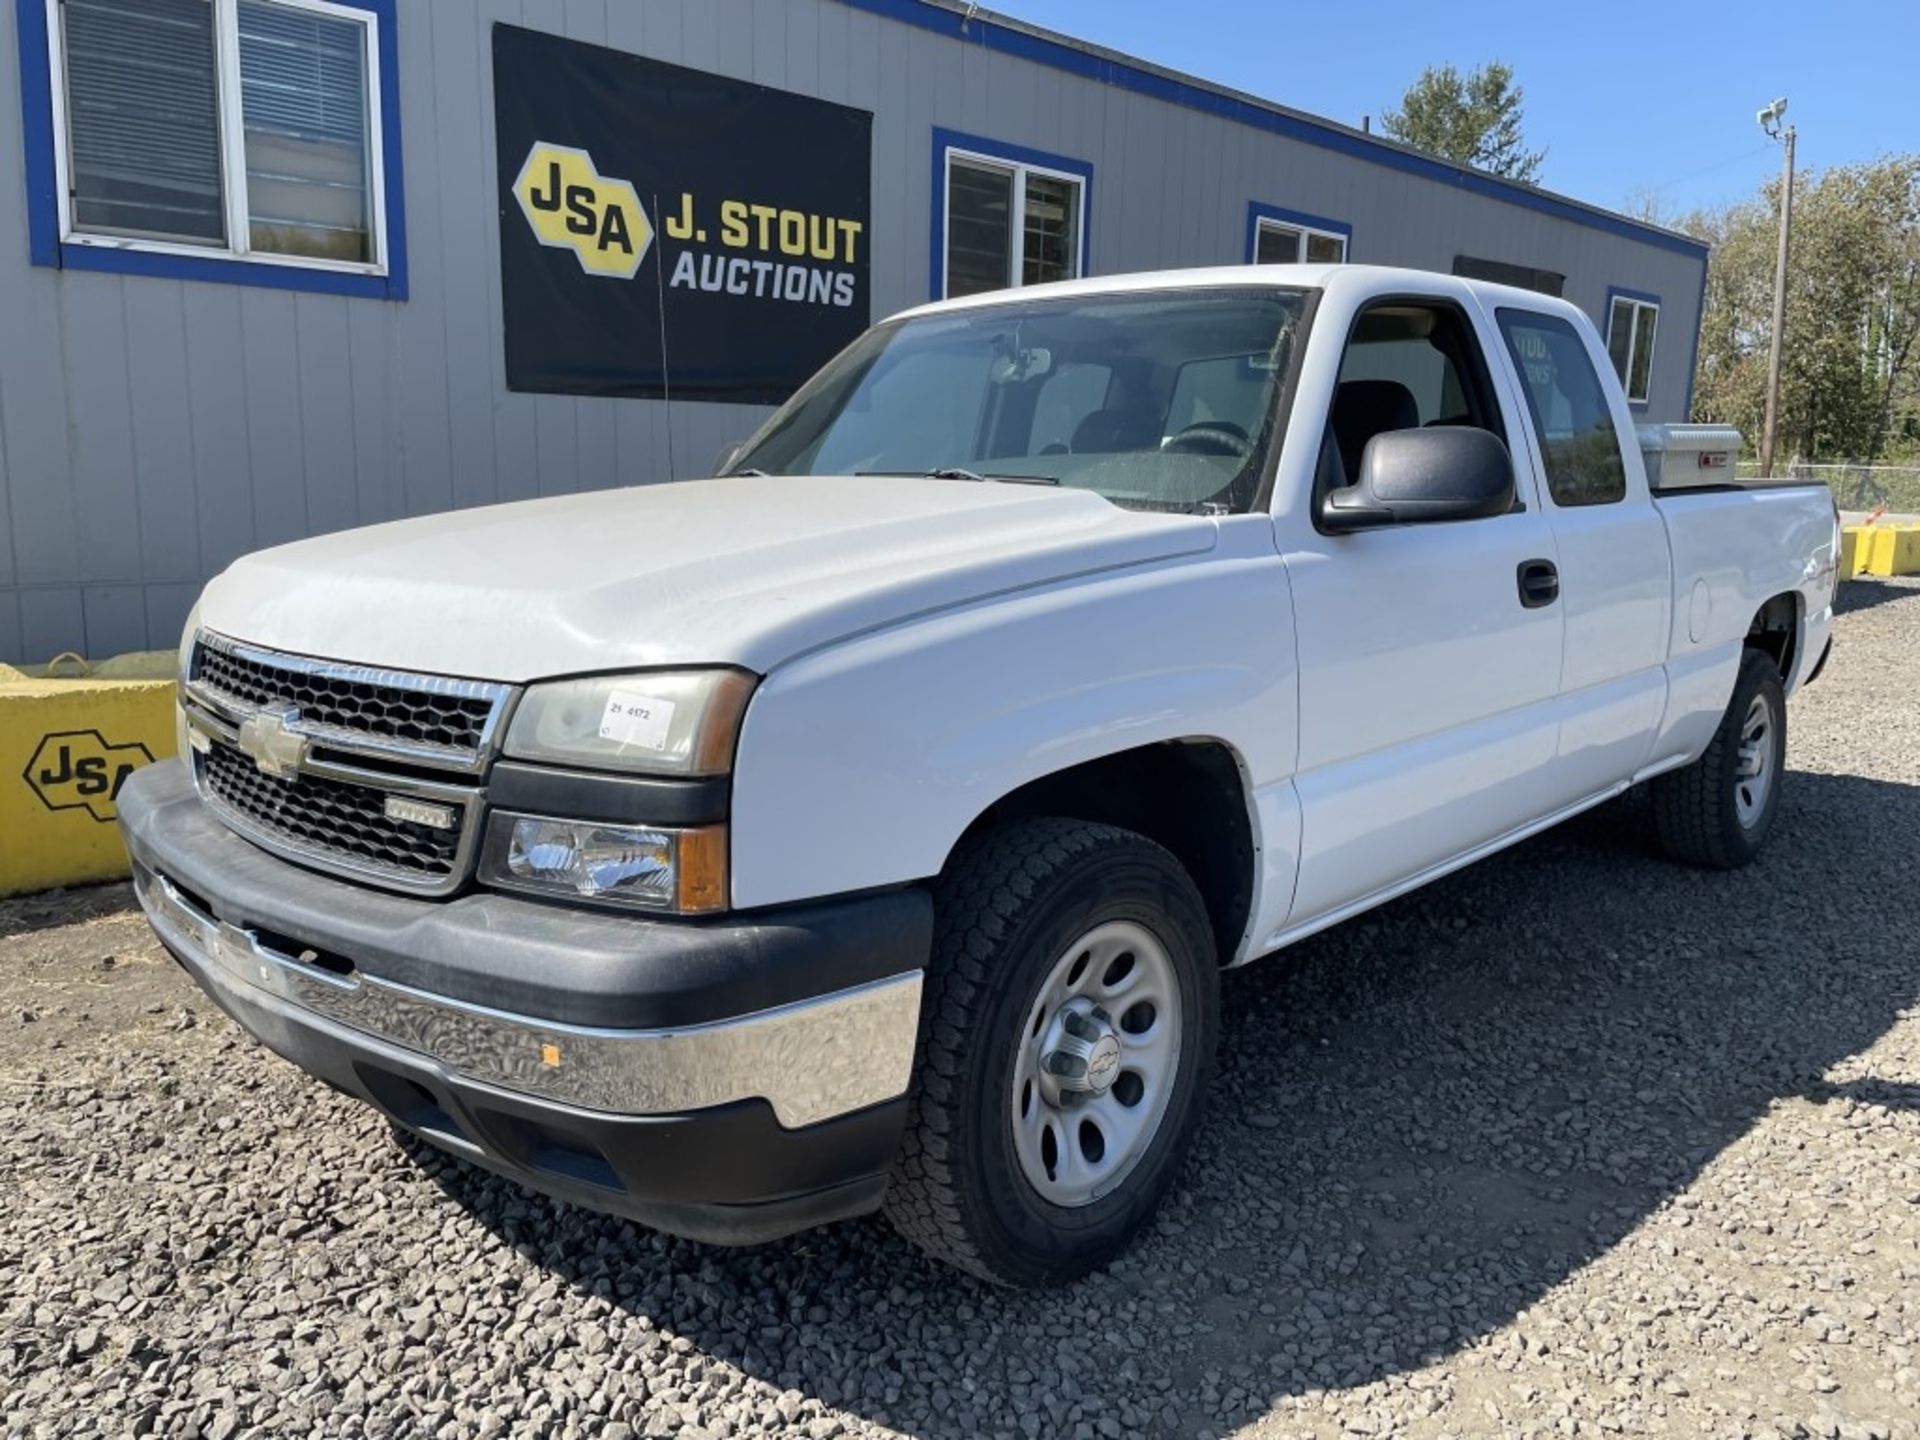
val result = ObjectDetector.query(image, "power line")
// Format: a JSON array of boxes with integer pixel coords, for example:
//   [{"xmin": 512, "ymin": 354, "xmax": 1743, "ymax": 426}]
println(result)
[{"xmin": 1641, "ymin": 142, "xmax": 1775, "ymax": 198}]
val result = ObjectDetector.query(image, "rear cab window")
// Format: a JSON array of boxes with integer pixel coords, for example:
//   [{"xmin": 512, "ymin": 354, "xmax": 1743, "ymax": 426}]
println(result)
[
  {"xmin": 1495, "ymin": 310, "xmax": 1628, "ymax": 507},
  {"xmin": 1166, "ymin": 356, "xmax": 1274, "ymax": 442},
  {"xmin": 1030, "ymin": 363, "xmax": 1113, "ymax": 455}
]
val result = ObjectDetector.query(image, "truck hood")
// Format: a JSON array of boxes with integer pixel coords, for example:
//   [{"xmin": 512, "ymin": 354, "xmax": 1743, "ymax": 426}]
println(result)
[{"xmin": 198, "ymin": 475, "xmax": 1216, "ymax": 681}]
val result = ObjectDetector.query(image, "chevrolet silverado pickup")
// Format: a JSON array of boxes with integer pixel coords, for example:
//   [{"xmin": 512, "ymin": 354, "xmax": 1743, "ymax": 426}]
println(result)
[{"xmin": 122, "ymin": 264, "xmax": 1840, "ymax": 1287}]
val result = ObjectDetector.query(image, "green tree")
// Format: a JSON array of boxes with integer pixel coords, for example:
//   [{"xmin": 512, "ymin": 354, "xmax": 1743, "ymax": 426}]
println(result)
[
  {"xmin": 1690, "ymin": 156, "xmax": 1920, "ymax": 466},
  {"xmin": 1380, "ymin": 62, "xmax": 1545, "ymax": 183}
]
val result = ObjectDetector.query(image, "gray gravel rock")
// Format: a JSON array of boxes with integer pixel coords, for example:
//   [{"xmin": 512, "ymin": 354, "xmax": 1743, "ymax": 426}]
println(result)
[{"xmin": 4, "ymin": 578, "xmax": 1919, "ymax": 1440}]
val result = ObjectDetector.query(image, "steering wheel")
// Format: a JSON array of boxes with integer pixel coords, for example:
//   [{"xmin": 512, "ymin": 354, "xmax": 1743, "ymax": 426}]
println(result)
[{"xmin": 1161, "ymin": 420, "xmax": 1252, "ymax": 458}]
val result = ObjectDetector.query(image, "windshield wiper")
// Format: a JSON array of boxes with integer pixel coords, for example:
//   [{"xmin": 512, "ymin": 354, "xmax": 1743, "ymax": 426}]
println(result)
[{"xmin": 858, "ymin": 468, "xmax": 1059, "ymax": 486}]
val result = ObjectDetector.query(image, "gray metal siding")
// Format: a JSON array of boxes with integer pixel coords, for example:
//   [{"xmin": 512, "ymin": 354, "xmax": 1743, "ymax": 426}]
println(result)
[{"xmin": 0, "ymin": 0, "xmax": 1704, "ymax": 663}]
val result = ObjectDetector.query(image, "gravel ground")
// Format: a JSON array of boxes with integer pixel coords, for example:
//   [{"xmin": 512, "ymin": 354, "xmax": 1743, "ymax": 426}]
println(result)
[{"xmin": 4, "ymin": 577, "xmax": 1918, "ymax": 1440}]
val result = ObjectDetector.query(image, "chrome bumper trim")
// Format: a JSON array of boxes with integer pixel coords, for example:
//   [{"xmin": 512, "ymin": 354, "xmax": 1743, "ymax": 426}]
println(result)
[{"xmin": 135, "ymin": 869, "xmax": 922, "ymax": 1128}]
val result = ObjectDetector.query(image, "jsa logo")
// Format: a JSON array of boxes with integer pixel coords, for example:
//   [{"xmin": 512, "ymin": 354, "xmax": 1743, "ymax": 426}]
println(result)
[
  {"xmin": 24, "ymin": 730, "xmax": 153, "ymax": 823},
  {"xmin": 513, "ymin": 143, "xmax": 655, "ymax": 279}
]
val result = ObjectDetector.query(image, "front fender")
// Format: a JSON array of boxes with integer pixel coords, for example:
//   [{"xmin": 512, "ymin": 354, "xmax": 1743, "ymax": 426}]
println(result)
[{"xmin": 729, "ymin": 530, "xmax": 1297, "ymax": 912}]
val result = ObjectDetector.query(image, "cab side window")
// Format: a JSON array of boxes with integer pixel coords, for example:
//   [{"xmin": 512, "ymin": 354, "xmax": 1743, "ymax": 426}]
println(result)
[
  {"xmin": 1323, "ymin": 300, "xmax": 1506, "ymax": 493},
  {"xmin": 1495, "ymin": 310, "xmax": 1628, "ymax": 507}
]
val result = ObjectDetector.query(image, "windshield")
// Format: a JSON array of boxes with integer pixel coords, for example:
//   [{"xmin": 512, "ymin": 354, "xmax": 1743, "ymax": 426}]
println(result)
[{"xmin": 724, "ymin": 287, "xmax": 1311, "ymax": 513}]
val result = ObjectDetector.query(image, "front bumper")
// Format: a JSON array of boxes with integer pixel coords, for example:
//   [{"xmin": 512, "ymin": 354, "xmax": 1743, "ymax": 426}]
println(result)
[{"xmin": 119, "ymin": 761, "xmax": 930, "ymax": 1243}]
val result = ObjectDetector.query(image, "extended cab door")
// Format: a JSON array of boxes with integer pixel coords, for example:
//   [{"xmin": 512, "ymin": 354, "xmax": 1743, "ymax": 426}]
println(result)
[
  {"xmin": 1485, "ymin": 306, "xmax": 1672, "ymax": 800},
  {"xmin": 1272, "ymin": 286, "xmax": 1565, "ymax": 937}
]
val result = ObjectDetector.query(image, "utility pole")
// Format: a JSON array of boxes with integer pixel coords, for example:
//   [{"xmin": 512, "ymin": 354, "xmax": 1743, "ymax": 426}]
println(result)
[{"xmin": 1757, "ymin": 98, "xmax": 1796, "ymax": 478}]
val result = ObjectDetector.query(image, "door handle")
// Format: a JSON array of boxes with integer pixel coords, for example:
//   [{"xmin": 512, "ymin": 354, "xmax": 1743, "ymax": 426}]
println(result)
[{"xmin": 1517, "ymin": 559, "xmax": 1559, "ymax": 608}]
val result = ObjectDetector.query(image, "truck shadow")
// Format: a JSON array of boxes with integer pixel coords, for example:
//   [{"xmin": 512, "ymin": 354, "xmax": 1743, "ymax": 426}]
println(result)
[
  {"xmin": 414, "ymin": 765, "xmax": 1919, "ymax": 1437},
  {"xmin": 1835, "ymin": 575, "xmax": 1918, "ymax": 616}
]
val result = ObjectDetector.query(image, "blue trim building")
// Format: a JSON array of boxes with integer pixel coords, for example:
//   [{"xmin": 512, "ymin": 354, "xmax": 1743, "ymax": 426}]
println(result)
[{"xmin": 0, "ymin": 0, "xmax": 1707, "ymax": 663}]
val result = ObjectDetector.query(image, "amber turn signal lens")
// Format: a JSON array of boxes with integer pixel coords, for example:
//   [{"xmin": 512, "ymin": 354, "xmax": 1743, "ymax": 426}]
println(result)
[{"xmin": 675, "ymin": 825, "xmax": 730, "ymax": 914}]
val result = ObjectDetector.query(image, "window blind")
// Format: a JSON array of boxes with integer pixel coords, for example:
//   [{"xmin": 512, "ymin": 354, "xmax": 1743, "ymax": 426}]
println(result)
[
  {"xmin": 237, "ymin": 0, "xmax": 372, "ymax": 262},
  {"xmin": 237, "ymin": 1, "xmax": 366, "ymax": 147},
  {"xmin": 946, "ymin": 159, "xmax": 1014, "ymax": 299},
  {"xmin": 62, "ymin": 0, "xmax": 224, "ymax": 244}
]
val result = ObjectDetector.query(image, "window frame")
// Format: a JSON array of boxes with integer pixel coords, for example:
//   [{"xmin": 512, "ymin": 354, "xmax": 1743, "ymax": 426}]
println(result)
[
  {"xmin": 18, "ymin": 0, "xmax": 407, "ymax": 299},
  {"xmin": 929, "ymin": 127, "xmax": 1092, "ymax": 301},
  {"xmin": 1245, "ymin": 202, "xmax": 1350, "ymax": 265},
  {"xmin": 1311, "ymin": 292, "xmax": 1514, "ymax": 531},
  {"xmin": 1603, "ymin": 286, "xmax": 1660, "ymax": 409}
]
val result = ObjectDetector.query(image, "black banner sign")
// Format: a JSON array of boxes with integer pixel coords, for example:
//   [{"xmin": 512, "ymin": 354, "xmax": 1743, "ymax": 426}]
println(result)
[{"xmin": 492, "ymin": 24, "xmax": 873, "ymax": 404}]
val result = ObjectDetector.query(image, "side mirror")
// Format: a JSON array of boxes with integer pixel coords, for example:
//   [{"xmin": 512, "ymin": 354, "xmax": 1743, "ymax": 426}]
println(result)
[{"xmin": 1321, "ymin": 427, "xmax": 1516, "ymax": 532}]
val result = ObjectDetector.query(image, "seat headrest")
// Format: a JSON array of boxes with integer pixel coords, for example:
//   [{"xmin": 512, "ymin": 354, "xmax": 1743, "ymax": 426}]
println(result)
[
  {"xmin": 1331, "ymin": 379, "xmax": 1421, "ymax": 479},
  {"xmin": 1071, "ymin": 408, "xmax": 1157, "ymax": 454}
]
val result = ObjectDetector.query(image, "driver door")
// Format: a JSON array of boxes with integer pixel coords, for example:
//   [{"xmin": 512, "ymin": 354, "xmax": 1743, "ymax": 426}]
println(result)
[{"xmin": 1277, "ymin": 293, "xmax": 1565, "ymax": 932}]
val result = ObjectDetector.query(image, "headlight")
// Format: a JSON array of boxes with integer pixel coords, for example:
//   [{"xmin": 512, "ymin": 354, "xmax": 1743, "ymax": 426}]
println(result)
[
  {"xmin": 503, "ymin": 669, "xmax": 755, "ymax": 777},
  {"xmin": 478, "ymin": 812, "xmax": 728, "ymax": 913}
]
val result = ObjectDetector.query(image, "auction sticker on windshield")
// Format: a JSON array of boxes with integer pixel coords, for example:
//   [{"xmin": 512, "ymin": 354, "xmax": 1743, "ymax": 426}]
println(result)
[{"xmin": 598, "ymin": 692, "xmax": 675, "ymax": 751}]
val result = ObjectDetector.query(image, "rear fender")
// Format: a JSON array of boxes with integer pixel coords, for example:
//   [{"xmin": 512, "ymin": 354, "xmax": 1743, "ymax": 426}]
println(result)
[{"xmin": 1646, "ymin": 487, "xmax": 1836, "ymax": 770}]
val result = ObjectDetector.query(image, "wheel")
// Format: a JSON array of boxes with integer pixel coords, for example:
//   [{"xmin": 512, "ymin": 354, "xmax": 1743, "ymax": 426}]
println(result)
[
  {"xmin": 884, "ymin": 818, "xmax": 1219, "ymax": 1287},
  {"xmin": 1650, "ymin": 647, "xmax": 1787, "ymax": 869}
]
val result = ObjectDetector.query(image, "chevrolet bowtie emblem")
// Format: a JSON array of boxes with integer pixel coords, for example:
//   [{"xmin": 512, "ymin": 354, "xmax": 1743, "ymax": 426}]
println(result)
[{"xmin": 236, "ymin": 704, "xmax": 310, "ymax": 779}]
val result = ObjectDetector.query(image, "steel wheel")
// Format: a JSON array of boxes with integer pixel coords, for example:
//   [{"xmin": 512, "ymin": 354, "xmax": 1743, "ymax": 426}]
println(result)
[
  {"xmin": 1734, "ymin": 691, "xmax": 1776, "ymax": 828},
  {"xmin": 1650, "ymin": 648, "xmax": 1787, "ymax": 871},
  {"xmin": 886, "ymin": 818, "xmax": 1220, "ymax": 1285},
  {"xmin": 1009, "ymin": 919, "xmax": 1183, "ymax": 1208}
]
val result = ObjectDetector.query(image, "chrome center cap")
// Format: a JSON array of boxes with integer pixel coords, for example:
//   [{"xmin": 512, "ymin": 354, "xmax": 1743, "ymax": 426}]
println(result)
[{"xmin": 1038, "ymin": 997, "xmax": 1123, "ymax": 1102}]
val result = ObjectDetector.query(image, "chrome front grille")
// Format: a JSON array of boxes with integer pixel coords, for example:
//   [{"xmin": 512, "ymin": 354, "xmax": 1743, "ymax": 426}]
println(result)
[
  {"xmin": 199, "ymin": 742, "xmax": 467, "ymax": 884},
  {"xmin": 182, "ymin": 632, "xmax": 513, "ymax": 896},
  {"xmin": 190, "ymin": 632, "xmax": 509, "ymax": 772}
]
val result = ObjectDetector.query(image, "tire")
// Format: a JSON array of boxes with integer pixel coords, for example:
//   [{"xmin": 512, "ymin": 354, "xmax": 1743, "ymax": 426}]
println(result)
[
  {"xmin": 884, "ymin": 817, "xmax": 1220, "ymax": 1287},
  {"xmin": 1650, "ymin": 647, "xmax": 1787, "ymax": 869}
]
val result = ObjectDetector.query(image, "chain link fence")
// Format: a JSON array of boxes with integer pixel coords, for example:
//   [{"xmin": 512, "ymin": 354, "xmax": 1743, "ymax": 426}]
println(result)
[{"xmin": 1733, "ymin": 461, "xmax": 1920, "ymax": 514}]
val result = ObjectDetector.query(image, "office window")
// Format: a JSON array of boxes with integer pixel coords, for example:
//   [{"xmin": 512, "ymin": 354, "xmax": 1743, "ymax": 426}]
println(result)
[
  {"xmin": 938, "ymin": 134, "xmax": 1089, "ymax": 299},
  {"xmin": 1246, "ymin": 204, "xmax": 1349, "ymax": 265},
  {"xmin": 50, "ymin": 0, "xmax": 388, "ymax": 273},
  {"xmin": 1605, "ymin": 292, "xmax": 1660, "ymax": 406},
  {"xmin": 1255, "ymin": 221, "xmax": 1346, "ymax": 264},
  {"xmin": 936, "ymin": 136, "xmax": 1090, "ymax": 303}
]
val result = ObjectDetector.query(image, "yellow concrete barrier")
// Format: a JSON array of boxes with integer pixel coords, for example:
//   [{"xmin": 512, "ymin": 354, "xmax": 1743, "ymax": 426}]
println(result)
[
  {"xmin": 1840, "ymin": 526, "xmax": 1865, "ymax": 580},
  {"xmin": 1830, "ymin": 525, "xmax": 1920, "ymax": 579},
  {"xmin": 1898, "ymin": 528, "xmax": 1920, "ymax": 576},
  {"xmin": 1862, "ymin": 527, "xmax": 1899, "ymax": 577},
  {"xmin": 0, "ymin": 652, "xmax": 178, "ymax": 897},
  {"xmin": 1847, "ymin": 522, "xmax": 1920, "ymax": 577}
]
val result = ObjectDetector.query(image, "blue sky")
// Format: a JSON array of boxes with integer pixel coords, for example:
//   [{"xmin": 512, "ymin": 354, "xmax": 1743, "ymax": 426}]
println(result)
[{"xmin": 989, "ymin": 0, "xmax": 1914, "ymax": 220}]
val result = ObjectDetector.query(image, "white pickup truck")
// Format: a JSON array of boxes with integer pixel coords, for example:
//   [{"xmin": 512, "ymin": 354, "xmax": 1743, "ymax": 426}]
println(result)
[{"xmin": 122, "ymin": 264, "xmax": 1839, "ymax": 1287}]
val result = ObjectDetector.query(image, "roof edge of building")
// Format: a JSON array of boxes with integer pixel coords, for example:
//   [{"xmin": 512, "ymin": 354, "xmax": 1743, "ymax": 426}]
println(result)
[{"xmin": 839, "ymin": 0, "xmax": 1710, "ymax": 263}]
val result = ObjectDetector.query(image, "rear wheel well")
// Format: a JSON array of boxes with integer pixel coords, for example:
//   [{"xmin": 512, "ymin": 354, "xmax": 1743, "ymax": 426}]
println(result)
[
  {"xmin": 951, "ymin": 741, "xmax": 1255, "ymax": 965},
  {"xmin": 1747, "ymin": 592, "xmax": 1800, "ymax": 680}
]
